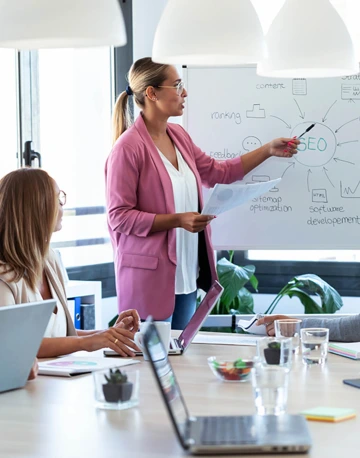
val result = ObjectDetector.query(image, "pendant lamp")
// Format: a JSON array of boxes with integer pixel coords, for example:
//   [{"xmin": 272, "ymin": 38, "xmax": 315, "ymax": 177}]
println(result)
[
  {"xmin": 0, "ymin": 0, "xmax": 126, "ymax": 49},
  {"xmin": 152, "ymin": 0, "xmax": 265, "ymax": 66},
  {"xmin": 257, "ymin": 0, "xmax": 358, "ymax": 77}
]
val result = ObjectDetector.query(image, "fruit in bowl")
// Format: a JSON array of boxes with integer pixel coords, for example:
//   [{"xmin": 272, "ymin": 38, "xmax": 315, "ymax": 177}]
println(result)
[{"xmin": 207, "ymin": 356, "xmax": 254, "ymax": 382}]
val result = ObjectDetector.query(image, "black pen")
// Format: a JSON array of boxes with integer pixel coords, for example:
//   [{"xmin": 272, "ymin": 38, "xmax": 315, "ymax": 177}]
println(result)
[{"xmin": 297, "ymin": 123, "xmax": 316, "ymax": 139}]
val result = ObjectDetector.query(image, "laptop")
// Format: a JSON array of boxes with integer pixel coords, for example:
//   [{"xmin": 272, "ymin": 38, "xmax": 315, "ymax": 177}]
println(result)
[
  {"xmin": 104, "ymin": 280, "xmax": 224, "ymax": 357},
  {"xmin": 0, "ymin": 300, "xmax": 56, "ymax": 393},
  {"xmin": 142, "ymin": 320, "xmax": 312, "ymax": 455}
]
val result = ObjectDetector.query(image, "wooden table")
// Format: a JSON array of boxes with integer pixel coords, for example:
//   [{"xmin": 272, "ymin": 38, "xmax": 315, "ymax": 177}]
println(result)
[{"xmin": 1, "ymin": 334, "xmax": 360, "ymax": 458}]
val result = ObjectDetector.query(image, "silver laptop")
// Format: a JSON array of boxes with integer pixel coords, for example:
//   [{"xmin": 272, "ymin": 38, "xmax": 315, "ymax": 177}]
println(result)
[
  {"xmin": 104, "ymin": 280, "xmax": 224, "ymax": 357},
  {"xmin": 0, "ymin": 300, "xmax": 56, "ymax": 393},
  {"xmin": 143, "ymin": 320, "xmax": 312, "ymax": 455}
]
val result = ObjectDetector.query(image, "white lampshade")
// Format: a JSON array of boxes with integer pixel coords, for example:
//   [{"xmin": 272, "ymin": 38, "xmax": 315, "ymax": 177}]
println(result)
[
  {"xmin": 0, "ymin": 0, "xmax": 126, "ymax": 49},
  {"xmin": 257, "ymin": 0, "xmax": 358, "ymax": 77},
  {"xmin": 152, "ymin": 0, "xmax": 265, "ymax": 66}
]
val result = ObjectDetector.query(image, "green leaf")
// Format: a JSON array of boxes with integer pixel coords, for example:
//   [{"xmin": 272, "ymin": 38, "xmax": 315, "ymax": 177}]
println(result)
[
  {"xmin": 286, "ymin": 289, "xmax": 323, "ymax": 314},
  {"xmin": 249, "ymin": 274, "xmax": 259, "ymax": 292},
  {"xmin": 265, "ymin": 273, "xmax": 343, "ymax": 314},
  {"xmin": 217, "ymin": 258, "xmax": 256, "ymax": 307},
  {"xmin": 234, "ymin": 358, "xmax": 247, "ymax": 368},
  {"xmin": 235, "ymin": 288, "xmax": 255, "ymax": 314},
  {"xmin": 292, "ymin": 274, "xmax": 343, "ymax": 313}
]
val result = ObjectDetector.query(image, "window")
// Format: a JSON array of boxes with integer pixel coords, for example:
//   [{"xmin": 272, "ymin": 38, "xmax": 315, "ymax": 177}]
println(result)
[
  {"xmin": 0, "ymin": 49, "xmax": 18, "ymax": 176},
  {"xmin": 37, "ymin": 48, "xmax": 114, "ymax": 267},
  {"xmin": 248, "ymin": 250, "xmax": 360, "ymax": 262}
]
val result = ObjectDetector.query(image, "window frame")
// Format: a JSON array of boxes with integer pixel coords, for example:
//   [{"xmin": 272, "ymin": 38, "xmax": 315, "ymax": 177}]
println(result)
[{"xmin": 226, "ymin": 250, "xmax": 360, "ymax": 297}]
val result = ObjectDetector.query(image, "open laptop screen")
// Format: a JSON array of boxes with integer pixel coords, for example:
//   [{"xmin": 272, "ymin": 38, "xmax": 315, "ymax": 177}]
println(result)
[
  {"xmin": 177, "ymin": 280, "xmax": 223, "ymax": 351},
  {"xmin": 144, "ymin": 321, "xmax": 190, "ymax": 448}
]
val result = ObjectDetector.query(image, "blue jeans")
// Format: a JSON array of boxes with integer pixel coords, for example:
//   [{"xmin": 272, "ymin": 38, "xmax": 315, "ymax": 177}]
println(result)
[{"xmin": 164, "ymin": 290, "xmax": 197, "ymax": 330}]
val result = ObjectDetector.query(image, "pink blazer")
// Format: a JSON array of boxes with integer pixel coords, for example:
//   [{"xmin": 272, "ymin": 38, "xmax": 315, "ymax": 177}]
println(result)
[{"xmin": 105, "ymin": 114, "xmax": 245, "ymax": 320}]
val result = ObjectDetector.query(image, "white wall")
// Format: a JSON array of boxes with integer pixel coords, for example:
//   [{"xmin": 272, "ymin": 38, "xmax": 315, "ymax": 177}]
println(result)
[
  {"xmin": 131, "ymin": 0, "xmax": 182, "ymax": 124},
  {"xmin": 132, "ymin": 0, "xmax": 168, "ymax": 61}
]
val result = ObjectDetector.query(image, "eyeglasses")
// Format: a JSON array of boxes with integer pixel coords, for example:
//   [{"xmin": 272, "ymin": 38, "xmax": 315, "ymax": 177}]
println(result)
[
  {"xmin": 155, "ymin": 80, "xmax": 185, "ymax": 96},
  {"xmin": 58, "ymin": 190, "xmax": 66, "ymax": 206}
]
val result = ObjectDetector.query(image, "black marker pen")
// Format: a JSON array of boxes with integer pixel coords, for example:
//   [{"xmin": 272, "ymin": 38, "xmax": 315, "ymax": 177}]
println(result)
[{"xmin": 297, "ymin": 123, "xmax": 316, "ymax": 139}]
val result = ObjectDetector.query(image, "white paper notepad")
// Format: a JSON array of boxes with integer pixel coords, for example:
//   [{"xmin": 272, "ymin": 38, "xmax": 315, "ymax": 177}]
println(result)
[{"xmin": 39, "ymin": 356, "xmax": 140, "ymax": 377}]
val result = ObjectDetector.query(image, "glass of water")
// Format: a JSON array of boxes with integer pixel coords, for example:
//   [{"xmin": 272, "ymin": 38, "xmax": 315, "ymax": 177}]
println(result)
[
  {"xmin": 301, "ymin": 328, "xmax": 329, "ymax": 365},
  {"xmin": 274, "ymin": 319, "xmax": 302, "ymax": 353},
  {"xmin": 251, "ymin": 365, "xmax": 289, "ymax": 416}
]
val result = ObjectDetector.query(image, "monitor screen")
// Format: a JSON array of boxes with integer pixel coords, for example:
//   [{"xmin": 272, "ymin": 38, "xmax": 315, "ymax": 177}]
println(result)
[
  {"xmin": 178, "ymin": 280, "xmax": 224, "ymax": 350},
  {"xmin": 144, "ymin": 322, "xmax": 190, "ymax": 444}
]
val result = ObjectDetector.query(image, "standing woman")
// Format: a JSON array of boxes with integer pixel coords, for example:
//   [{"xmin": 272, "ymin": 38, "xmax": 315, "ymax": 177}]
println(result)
[
  {"xmin": 106, "ymin": 57, "xmax": 299, "ymax": 330},
  {"xmin": 0, "ymin": 168, "xmax": 139, "ymax": 357}
]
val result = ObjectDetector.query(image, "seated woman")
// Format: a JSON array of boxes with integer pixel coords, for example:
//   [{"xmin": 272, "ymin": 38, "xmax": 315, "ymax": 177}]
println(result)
[
  {"xmin": 257, "ymin": 314, "xmax": 360, "ymax": 342},
  {"xmin": 0, "ymin": 168, "xmax": 139, "ymax": 358},
  {"xmin": 28, "ymin": 359, "xmax": 38, "ymax": 380}
]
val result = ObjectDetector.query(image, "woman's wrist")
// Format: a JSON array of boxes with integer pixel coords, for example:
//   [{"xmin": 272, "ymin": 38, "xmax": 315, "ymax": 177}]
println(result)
[
  {"xmin": 260, "ymin": 142, "xmax": 271, "ymax": 160},
  {"xmin": 78, "ymin": 335, "xmax": 90, "ymax": 352}
]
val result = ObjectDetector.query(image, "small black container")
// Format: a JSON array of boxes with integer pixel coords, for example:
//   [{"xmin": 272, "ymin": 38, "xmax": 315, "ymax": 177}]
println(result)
[{"xmin": 102, "ymin": 382, "xmax": 133, "ymax": 403}]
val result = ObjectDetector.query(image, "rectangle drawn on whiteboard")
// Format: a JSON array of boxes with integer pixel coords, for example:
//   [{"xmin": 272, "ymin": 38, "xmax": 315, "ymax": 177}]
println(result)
[
  {"xmin": 292, "ymin": 78, "xmax": 307, "ymax": 95},
  {"xmin": 341, "ymin": 84, "xmax": 360, "ymax": 100}
]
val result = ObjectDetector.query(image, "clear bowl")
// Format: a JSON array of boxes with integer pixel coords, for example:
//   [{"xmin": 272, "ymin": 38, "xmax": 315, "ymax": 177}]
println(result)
[{"xmin": 207, "ymin": 356, "xmax": 254, "ymax": 382}]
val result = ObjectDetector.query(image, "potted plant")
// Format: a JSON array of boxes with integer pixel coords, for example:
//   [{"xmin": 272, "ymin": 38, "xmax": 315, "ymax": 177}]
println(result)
[
  {"xmin": 213, "ymin": 251, "xmax": 258, "ymax": 316},
  {"xmin": 102, "ymin": 368, "xmax": 133, "ymax": 403},
  {"xmin": 264, "ymin": 273, "xmax": 343, "ymax": 315},
  {"xmin": 263, "ymin": 341, "xmax": 281, "ymax": 365}
]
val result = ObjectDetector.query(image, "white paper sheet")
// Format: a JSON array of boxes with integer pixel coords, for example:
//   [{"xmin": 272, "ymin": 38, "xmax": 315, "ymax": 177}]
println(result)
[
  {"xmin": 192, "ymin": 334, "xmax": 260, "ymax": 346},
  {"xmin": 201, "ymin": 178, "xmax": 282, "ymax": 216},
  {"xmin": 237, "ymin": 316, "xmax": 268, "ymax": 336}
]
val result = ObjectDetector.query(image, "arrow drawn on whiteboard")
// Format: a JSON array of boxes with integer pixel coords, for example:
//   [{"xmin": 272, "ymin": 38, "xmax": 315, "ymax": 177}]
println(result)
[
  {"xmin": 323, "ymin": 167, "xmax": 335, "ymax": 188},
  {"xmin": 307, "ymin": 169, "xmax": 312, "ymax": 192},
  {"xmin": 333, "ymin": 157, "xmax": 355, "ymax": 165},
  {"xmin": 294, "ymin": 99, "xmax": 305, "ymax": 119},
  {"xmin": 322, "ymin": 100, "xmax": 337, "ymax": 122},
  {"xmin": 335, "ymin": 117, "xmax": 360, "ymax": 133},
  {"xmin": 281, "ymin": 162, "xmax": 295, "ymax": 178},
  {"xmin": 337, "ymin": 140, "xmax": 359, "ymax": 147},
  {"xmin": 270, "ymin": 115, "xmax": 291, "ymax": 129}
]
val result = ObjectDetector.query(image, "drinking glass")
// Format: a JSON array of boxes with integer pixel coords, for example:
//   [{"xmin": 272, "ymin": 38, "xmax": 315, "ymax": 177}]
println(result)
[
  {"xmin": 274, "ymin": 319, "xmax": 302, "ymax": 353},
  {"xmin": 257, "ymin": 337, "xmax": 292, "ymax": 369},
  {"xmin": 301, "ymin": 328, "xmax": 329, "ymax": 365},
  {"xmin": 251, "ymin": 365, "xmax": 289, "ymax": 416}
]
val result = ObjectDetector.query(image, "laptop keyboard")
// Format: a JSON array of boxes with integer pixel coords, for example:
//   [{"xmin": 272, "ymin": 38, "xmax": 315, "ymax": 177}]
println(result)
[{"xmin": 200, "ymin": 416, "xmax": 258, "ymax": 445}]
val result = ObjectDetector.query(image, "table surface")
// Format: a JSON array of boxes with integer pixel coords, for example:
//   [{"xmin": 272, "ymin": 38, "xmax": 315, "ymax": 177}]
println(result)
[{"xmin": 1, "ymin": 334, "xmax": 359, "ymax": 458}]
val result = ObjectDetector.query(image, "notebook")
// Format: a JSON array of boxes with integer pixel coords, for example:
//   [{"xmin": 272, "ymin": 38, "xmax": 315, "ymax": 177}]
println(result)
[
  {"xmin": 38, "ymin": 356, "xmax": 139, "ymax": 377},
  {"xmin": 142, "ymin": 319, "xmax": 312, "ymax": 455},
  {"xmin": 300, "ymin": 407, "xmax": 356, "ymax": 423},
  {"xmin": 0, "ymin": 300, "xmax": 56, "ymax": 393},
  {"xmin": 104, "ymin": 280, "xmax": 224, "ymax": 357},
  {"xmin": 328, "ymin": 342, "xmax": 360, "ymax": 359}
]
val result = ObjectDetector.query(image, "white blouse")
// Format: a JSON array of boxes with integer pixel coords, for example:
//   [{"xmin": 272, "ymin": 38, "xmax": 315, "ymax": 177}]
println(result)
[{"xmin": 157, "ymin": 146, "xmax": 199, "ymax": 294}]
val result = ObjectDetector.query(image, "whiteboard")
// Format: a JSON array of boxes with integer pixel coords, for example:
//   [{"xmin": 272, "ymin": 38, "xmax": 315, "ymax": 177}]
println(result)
[{"xmin": 183, "ymin": 66, "xmax": 360, "ymax": 249}]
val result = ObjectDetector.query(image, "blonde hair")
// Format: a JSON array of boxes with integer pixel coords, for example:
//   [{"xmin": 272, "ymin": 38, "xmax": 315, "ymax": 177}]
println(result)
[
  {"xmin": 0, "ymin": 168, "xmax": 58, "ymax": 291},
  {"xmin": 112, "ymin": 57, "xmax": 170, "ymax": 144}
]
